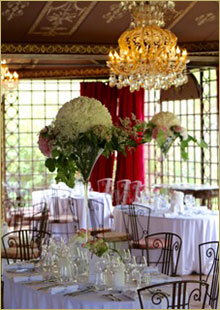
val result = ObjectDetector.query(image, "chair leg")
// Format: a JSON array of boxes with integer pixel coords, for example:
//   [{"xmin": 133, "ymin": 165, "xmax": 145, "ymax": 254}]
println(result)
[{"xmin": 1, "ymin": 280, "xmax": 4, "ymax": 309}]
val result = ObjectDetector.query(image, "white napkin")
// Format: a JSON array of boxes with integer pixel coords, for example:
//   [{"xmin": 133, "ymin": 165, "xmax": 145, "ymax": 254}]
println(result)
[
  {"xmin": 122, "ymin": 289, "xmax": 137, "ymax": 301},
  {"xmin": 6, "ymin": 262, "xmax": 35, "ymax": 271},
  {"xmin": 50, "ymin": 284, "xmax": 79, "ymax": 295},
  {"xmin": 13, "ymin": 274, "xmax": 43, "ymax": 283}
]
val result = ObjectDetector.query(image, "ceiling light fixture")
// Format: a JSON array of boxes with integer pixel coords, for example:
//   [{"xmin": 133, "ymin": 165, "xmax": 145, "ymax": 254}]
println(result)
[
  {"xmin": 107, "ymin": 1, "xmax": 189, "ymax": 92},
  {"xmin": 1, "ymin": 59, "xmax": 19, "ymax": 92}
]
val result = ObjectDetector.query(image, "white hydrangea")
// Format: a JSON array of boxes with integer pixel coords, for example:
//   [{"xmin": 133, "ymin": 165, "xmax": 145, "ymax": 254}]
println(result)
[
  {"xmin": 54, "ymin": 96, "xmax": 112, "ymax": 141},
  {"xmin": 151, "ymin": 111, "xmax": 181, "ymax": 129}
]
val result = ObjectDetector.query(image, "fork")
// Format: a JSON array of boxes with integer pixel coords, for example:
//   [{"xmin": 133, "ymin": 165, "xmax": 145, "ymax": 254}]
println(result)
[{"xmin": 64, "ymin": 286, "xmax": 95, "ymax": 297}]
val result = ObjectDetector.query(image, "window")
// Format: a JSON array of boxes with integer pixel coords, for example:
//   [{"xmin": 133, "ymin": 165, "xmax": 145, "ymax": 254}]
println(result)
[
  {"xmin": 3, "ymin": 68, "xmax": 218, "ymax": 207},
  {"xmin": 144, "ymin": 68, "xmax": 219, "ymax": 207},
  {"xmin": 3, "ymin": 80, "xmax": 80, "ymax": 202}
]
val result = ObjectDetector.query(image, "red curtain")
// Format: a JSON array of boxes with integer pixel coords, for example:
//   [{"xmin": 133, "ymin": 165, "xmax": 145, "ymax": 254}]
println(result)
[
  {"xmin": 115, "ymin": 87, "xmax": 145, "ymax": 185},
  {"xmin": 80, "ymin": 82, "xmax": 118, "ymax": 191}
]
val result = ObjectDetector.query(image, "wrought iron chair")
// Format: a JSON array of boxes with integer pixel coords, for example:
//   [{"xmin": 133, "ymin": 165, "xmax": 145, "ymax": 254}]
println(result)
[
  {"xmin": 1, "ymin": 229, "xmax": 51, "ymax": 264},
  {"xmin": 130, "ymin": 180, "xmax": 142, "ymax": 203},
  {"xmin": 88, "ymin": 199, "xmax": 112, "ymax": 236},
  {"xmin": 93, "ymin": 202, "xmax": 132, "ymax": 245},
  {"xmin": 199, "ymin": 241, "xmax": 219, "ymax": 309},
  {"xmin": 21, "ymin": 202, "xmax": 48, "ymax": 230},
  {"xmin": 144, "ymin": 232, "xmax": 182, "ymax": 276},
  {"xmin": 115, "ymin": 179, "xmax": 131, "ymax": 205},
  {"xmin": 121, "ymin": 203, "xmax": 151, "ymax": 256},
  {"xmin": 4, "ymin": 187, "xmax": 31, "ymax": 230},
  {"xmin": 97, "ymin": 178, "xmax": 113, "ymax": 196},
  {"xmin": 69, "ymin": 197, "xmax": 80, "ymax": 234},
  {"xmin": 137, "ymin": 280, "xmax": 209, "ymax": 309},
  {"xmin": 48, "ymin": 189, "xmax": 76, "ymax": 239}
]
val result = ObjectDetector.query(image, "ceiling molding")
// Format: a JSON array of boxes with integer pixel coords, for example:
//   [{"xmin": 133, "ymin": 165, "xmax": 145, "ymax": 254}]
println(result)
[
  {"xmin": 2, "ymin": 41, "xmax": 219, "ymax": 56},
  {"xmin": 1, "ymin": 43, "xmax": 116, "ymax": 55},
  {"xmin": 17, "ymin": 68, "xmax": 110, "ymax": 79},
  {"xmin": 181, "ymin": 41, "xmax": 219, "ymax": 53}
]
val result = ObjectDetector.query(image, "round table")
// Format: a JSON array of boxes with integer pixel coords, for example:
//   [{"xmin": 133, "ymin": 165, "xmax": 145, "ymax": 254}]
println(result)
[
  {"xmin": 114, "ymin": 206, "xmax": 219, "ymax": 275},
  {"xmin": 3, "ymin": 271, "xmax": 168, "ymax": 309},
  {"xmin": 32, "ymin": 190, "xmax": 113, "ymax": 233}
]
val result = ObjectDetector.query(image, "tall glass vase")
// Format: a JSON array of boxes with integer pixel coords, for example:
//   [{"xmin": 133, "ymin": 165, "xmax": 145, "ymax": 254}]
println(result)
[{"xmin": 76, "ymin": 147, "xmax": 104, "ymax": 242}]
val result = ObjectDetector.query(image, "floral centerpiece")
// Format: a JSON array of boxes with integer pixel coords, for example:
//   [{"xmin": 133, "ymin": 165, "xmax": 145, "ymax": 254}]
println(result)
[
  {"xmin": 83, "ymin": 238, "xmax": 109, "ymax": 258},
  {"xmin": 38, "ymin": 97, "xmax": 207, "ymax": 240},
  {"xmin": 70, "ymin": 229, "xmax": 91, "ymax": 246},
  {"xmin": 142, "ymin": 111, "xmax": 207, "ymax": 160}
]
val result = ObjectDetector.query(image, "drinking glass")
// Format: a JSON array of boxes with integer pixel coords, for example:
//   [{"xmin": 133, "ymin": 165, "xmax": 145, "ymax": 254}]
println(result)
[{"xmin": 184, "ymin": 194, "xmax": 196, "ymax": 210}]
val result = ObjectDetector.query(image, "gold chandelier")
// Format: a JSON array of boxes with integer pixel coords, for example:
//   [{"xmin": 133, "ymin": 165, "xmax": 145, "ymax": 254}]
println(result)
[
  {"xmin": 1, "ymin": 59, "xmax": 19, "ymax": 92},
  {"xmin": 107, "ymin": 1, "xmax": 189, "ymax": 92}
]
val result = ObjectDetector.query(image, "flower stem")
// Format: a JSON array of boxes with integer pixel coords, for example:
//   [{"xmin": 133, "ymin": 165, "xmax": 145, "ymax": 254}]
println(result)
[{"xmin": 83, "ymin": 181, "xmax": 89, "ymax": 243}]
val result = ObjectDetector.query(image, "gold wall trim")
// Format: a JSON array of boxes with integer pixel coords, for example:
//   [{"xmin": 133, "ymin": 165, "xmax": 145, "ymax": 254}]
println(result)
[
  {"xmin": 2, "ymin": 41, "xmax": 219, "ymax": 55},
  {"xmin": 1, "ymin": 43, "xmax": 116, "ymax": 55},
  {"xmin": 181, "ymin": 41, "xmax": 219, "ymax": 53},
  {"xmin": 18, "ymin": 68, "xmax": 110, "ymax": 79}
]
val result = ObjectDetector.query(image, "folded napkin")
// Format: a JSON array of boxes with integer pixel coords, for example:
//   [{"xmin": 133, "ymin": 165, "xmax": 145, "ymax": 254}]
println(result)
[
  {"xmin": 6, "ymin": 262, "xmax": 35, "ymax": 271},
  {"xmin": 13, "ymin": 274, "xmax": 43, "ymax": 283},
  {"xmin": 122, "ymin": 289, "xmax": 137, "ymax": 301},
  {"xmin": 50, "ymin": 284, "xmax": 79, "ymax": 295}
]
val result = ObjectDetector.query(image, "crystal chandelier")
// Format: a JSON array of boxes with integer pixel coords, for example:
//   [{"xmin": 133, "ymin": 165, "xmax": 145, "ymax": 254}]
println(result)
[
  {"xmin": 107, "ymin": 1, "xmax": 189, "ymax": 92},
  {"xmin": 1, "ymin": 59, "xmax": 19, "ymax": 92}
]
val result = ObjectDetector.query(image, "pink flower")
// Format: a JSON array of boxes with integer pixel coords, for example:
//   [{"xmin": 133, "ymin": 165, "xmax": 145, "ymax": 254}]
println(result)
[
  {"xmin": 173, "ymin": 126, "xmax": 188, "ymax": 140},
  {"xmin": 153, "ymin": 188, "xmax": 160, "ymax": 193},
  {"xmin": 38, "ymin": 131, "xmax": 51, "ymax": 157},
  {"xmin": 152, "ymin": 126, "xmax": 168, "ymax": 139},
  {"xmin": 172, "ymin": 125, "xmax": 184, "ymax": 133}
]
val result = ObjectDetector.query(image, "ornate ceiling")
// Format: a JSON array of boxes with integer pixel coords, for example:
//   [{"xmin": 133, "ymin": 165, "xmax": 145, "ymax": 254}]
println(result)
[{"xmin": 1, "ymin": 1, "xmax": 219, "ymax": 78}]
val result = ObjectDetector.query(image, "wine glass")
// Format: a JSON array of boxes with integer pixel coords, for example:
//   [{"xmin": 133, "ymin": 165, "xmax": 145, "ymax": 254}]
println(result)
[{"xmin": 121, "ymin": 249, "xmax": 131, "ymax": 282}]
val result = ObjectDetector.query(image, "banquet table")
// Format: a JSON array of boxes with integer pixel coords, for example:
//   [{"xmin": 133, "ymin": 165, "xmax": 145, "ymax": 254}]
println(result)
[
  {"xmin": 32, "ymin": 189, "xmax": 113, "ymax": 234},
  {"xmin": 154, "ymin": 183, "xmax": 219, "ymax": 209},
  {"xmin": 3, "ymin": 266, "xmax": 179, "ymax": 309},
  {"xmin": 114, "ymin": 205, "xmax": 219, "ymax": 275}
]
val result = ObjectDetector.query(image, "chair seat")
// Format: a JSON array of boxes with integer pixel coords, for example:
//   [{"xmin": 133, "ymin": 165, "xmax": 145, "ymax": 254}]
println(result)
[
  {"xmin": 132, "ymin": 237, "xmax": 165, "ymax": 249},
  {"xmin": 1, "ymin": 247, "xmax": 40, "ymax": 260},
  {"xmin": 7, "ymin": 235, "xmax": 39, "ymax": 249},
  {"xmin": 49, "ymin": 214, "xmax": 77, "ymax": 224},
  {"xmin": 90, "ymin": 227, "xmax": 112, "ymax": 236},
  {"xmin": 97, "ymin": 231, "xmax": 132, "ymax": 242}
]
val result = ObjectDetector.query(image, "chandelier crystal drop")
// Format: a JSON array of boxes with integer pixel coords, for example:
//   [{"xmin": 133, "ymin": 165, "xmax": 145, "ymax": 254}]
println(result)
[
  {"xmin": 107, "ymin": 1, "xmax": 189, "ymax": 92},
  {"xmin": 1, "ymin": 59, "xmax": 19, "ymax": 92}
]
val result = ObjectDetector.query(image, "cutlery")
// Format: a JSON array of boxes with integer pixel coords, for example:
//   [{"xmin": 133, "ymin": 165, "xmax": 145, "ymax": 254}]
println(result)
[
  {"xmin": 37, "ymin": 283, "xmax": 60, "ymax": 290},
  {"xmin": 64, "ymin": 286, "xmax": 95, "ymax": 297},
  {"xmin": 103, "ymin": 293, "xmax": 122, "ymax": 301},
  {"xmin": 25, "ymin": 279, "xmax": 56, "ymax": 285}
]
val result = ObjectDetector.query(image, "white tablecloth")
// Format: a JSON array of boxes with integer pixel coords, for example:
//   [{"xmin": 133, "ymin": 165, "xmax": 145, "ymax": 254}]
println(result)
[
  {"xmin": 4, "ymin": 268, "xmax": 177, "ymax": 309},
  {"xmin": 114, "ymin": 206, "xmax": 219, "ymax": 275},
  {"xmin": 32, "ymin": 190, "xmax": 113, "ymax": 231}
]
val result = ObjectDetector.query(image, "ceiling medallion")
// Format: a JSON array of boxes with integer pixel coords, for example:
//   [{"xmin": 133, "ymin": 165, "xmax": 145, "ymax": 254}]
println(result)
[
  {"xmin": 107, "ymin": 1, "xmax": 189, "ymax": 92},
  {"xmin": 1, "ymin": 59, "xmax": 19, "ymax": 92}
]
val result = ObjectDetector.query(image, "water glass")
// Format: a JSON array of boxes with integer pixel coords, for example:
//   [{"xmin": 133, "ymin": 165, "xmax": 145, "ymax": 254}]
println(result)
[{"xmin": 184, "ymin": 194, "xmax": 196, "ymax": 210}]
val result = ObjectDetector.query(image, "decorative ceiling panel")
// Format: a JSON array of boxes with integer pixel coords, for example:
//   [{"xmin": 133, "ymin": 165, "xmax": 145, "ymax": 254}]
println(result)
[
  {"xmin": 172, "ymin": 1, "xmax": 219, "ymax": 42},
  {"xmin": 1, "ymin": 1, "xmax": 219, "ymax": 76}
]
